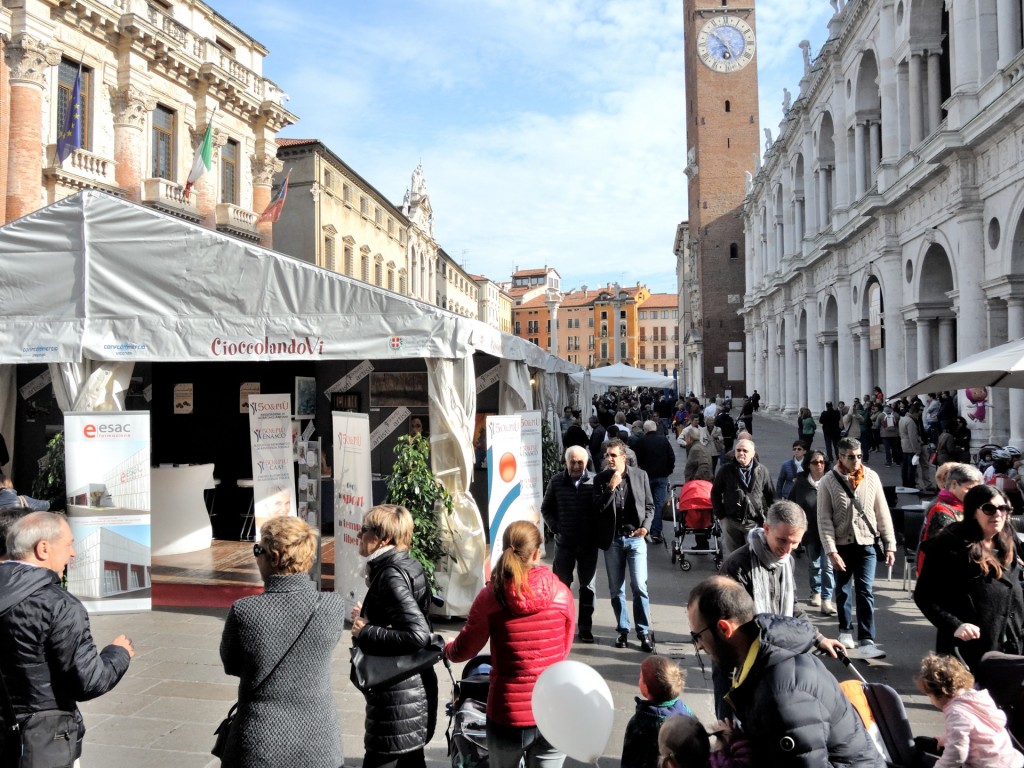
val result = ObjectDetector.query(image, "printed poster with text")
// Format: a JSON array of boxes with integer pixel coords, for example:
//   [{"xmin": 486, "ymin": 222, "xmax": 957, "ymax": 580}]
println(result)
[
  {"xmin": 248, "ymin": 394, "xmax": 296, "ymax": 539},
  {"xmin": 333, "ymin": 411, "xmax": 372, "ymax": 618},
  {"xmin": 486, "ymin": 412, "xmax": 544, "ymax": 571},
  {"xmin": 65, "ymin": 411, "xmax": 152, "ymax": 613}
]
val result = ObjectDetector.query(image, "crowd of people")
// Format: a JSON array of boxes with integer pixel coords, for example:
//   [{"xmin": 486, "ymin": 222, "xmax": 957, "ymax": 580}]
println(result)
[{"xmin": 4, "ymin": 387, "xmax": 1024, "ymax": 767}]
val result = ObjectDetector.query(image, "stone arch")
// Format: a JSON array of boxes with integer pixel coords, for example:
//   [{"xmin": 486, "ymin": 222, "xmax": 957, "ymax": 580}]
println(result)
[
  {"xmin": 821, "ymin": 293, "xmax": 840, "ymax": 405},
  {"xmin": 918, "ymin": 241, "xmax": 955, "ymax": 302},
  {"xmin": 792, "ymin": 154, "xmax": 806, "ymax": 240},
  {"xmin": 816, "ymin": 112, "xmax": 836, "ymax": 226}
]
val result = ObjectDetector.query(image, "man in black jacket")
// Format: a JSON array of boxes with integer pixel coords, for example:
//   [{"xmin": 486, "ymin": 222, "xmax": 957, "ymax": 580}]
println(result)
[
  {"xmin": 687, "ymin": 576, "xmax": 883, "ymax": 767},
  {"xmin": 711, "ymin": 438, "xmax": 774, "ymax": 559},
  {"xmin": 0, "ymin": 512, "xmax": 135, "ymax": 763},
  {"xmin": 541, "ymin": 445, "xmax": 598, "ymax": 643},
  {"xmin": 595, "ymin": 438, "xmax": 655, "ymax": 652},
  {"xmin": 635, "ymin": 420, "xmax": 675, "ymax": 544}
]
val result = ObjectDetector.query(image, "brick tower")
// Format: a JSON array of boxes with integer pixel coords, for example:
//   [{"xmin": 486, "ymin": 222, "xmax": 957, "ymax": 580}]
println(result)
[{"xmin": 682, "ymin": 0, "xmax": 759, "ymax": 400}]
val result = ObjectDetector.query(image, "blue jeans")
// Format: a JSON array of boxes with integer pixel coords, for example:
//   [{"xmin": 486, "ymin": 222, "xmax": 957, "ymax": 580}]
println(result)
[
  {"xmin": 833, "ymin": 544, "xmax": 877, "ymax": 641},
  {"xmin": 487, "ymin": 722, "xmax": 565, "ymax": 768},
  {"xmin": 604, "ymin": 535, "xmax": 652, "ymax": 636},
  {"xmin": 649, "ymin": 477, "xmax": 669, "ymax": 537},
  {"xmin": 552, "ymin": 536, "xmax": 598, "ymax": 633},
  {"xmin": 805, "ymin": 537, "xmax": 834, "ymax": 601}
]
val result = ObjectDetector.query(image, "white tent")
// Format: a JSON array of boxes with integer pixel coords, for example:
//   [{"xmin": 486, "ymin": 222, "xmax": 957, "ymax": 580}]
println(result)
[
  {"xmin": 569, "ymin": 362, "xmax": 676, "ymax": 389},
  {"xmin": 0, "ymin": 191, "xmax": 581, "ymax": 614}
]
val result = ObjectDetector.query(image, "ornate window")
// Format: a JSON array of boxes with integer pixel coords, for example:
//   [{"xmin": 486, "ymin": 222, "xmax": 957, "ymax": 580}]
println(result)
[
  {"xmin": 220, "ymin": 138, "xmax": 239, "ymax": 205},
  {"xmin": 152, "ymin": 104, "xmax": 175, "ymax": 180}
]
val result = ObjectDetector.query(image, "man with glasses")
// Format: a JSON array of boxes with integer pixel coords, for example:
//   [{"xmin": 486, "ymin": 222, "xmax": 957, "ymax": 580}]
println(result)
[
  {"xmin": 541, "ymin": 445, "xmax": 598, "ymax": 643},
  {"xmin": 686, "ymin": 576, "xmax": 883, "ymax": 767},
  {"xmin": 818, "ymin": 437, "xmax": 896, "ymax": 658},
  {"xmin": 594, "ymin": 438, "xmax": 656, "ymax": 651},
  {"xmin": 711, "ymin": 438, "xmax": 774, "ymax": 559}
]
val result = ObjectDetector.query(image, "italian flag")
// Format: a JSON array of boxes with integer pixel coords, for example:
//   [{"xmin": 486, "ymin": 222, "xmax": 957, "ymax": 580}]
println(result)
[{"xmin": 183, "ymin": 118, "xmax": 214, "ymax": 199}]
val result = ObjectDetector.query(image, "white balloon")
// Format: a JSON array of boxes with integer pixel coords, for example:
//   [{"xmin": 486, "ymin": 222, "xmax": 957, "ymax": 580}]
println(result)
[{"xmin": 532, "ymin": 660, "xmax": 614, "ymax": 764}]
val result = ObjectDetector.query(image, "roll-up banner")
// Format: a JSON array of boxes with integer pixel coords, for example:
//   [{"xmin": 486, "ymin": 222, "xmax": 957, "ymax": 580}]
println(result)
[
  {"xmin": 64, "ymin": 411, "xmax": 151, "ymax": 613},
  {"xmin": 247, "ymin": 394, "xmax": 296, "ymax": 540},
  {"xmin": 333, "ymin": 412, "xmax": 373, "ymax": 618},
  {"xmin": 486, "ymin": 411, "xmax": 544, "ymax": 571}
]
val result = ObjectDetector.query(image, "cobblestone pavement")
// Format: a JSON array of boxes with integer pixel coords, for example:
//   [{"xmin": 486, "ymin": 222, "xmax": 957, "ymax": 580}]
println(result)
[{"xmin": 79, "ymin": 408, "xmax": 944, "ymax": 767}]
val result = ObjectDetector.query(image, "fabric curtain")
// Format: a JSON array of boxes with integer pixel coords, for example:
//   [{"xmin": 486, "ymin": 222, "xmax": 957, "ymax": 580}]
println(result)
[
  {"xmin": 498, "ymin": 359, "xmax": 532, "ymax": 414},
  {"xmin": 0, "ymin": 365, "xmax": 15, "ymax": 474},
  {"xmin": 426, "ymin": 357, "xmax": 486, "ymax": 617},
  {"xmin": 48, "ymin": 361, "xmax": 134, "ymax": 412}
]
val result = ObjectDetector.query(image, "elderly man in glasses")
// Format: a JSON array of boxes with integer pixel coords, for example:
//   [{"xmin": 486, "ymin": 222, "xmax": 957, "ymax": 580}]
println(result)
[{"xmin": 817, "ymin": 437, "xmax": 896, "ymax": 659}]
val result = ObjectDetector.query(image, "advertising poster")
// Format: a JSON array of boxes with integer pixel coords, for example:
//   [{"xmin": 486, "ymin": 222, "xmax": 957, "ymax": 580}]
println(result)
[
  {"xmin": 333, "ymin": 412, "xmax": 372, "ymax": 618},
  {"xmin": 248, "ymin": 394, "xmax": 296, "ymax": 539},
  {"xmin": 64, "ymin": 411, "xmax": 151, "ymax": 613},
  {"xmin": 486, "ymin": 412, "xmax": 544, "ymax": 571}
]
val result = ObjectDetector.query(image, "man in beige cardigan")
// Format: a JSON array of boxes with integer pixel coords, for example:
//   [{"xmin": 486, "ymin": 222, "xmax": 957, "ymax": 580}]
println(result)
[{"xmin": 817, "ymin": 437, "xmax": 896, "ymax": 659}]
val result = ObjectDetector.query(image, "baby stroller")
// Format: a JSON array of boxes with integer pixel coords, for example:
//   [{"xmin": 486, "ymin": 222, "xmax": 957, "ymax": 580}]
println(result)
[
  {"xmin": 976, "ymin": 651, "xmax": 1024, "ymax": 751},
  {"xmin": 446, "ymin": 655, "xmax": 491, "ymax": 768},
  {"xmin": 670, "ymin": 480, "xmax": 722, "ymax": 572}
]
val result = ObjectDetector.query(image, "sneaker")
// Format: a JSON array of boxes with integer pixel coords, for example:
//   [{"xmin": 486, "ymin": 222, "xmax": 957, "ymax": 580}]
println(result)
[
  {"xmin": 579, "ymin": 630, "xmax": 595, "ymax": 644},
  {"xmin": 858, "ymin": 640, "xmax": 885, "ymax": 659},
  {"xmin": 839, "ymin": 632, "xmax": 856, "ymax": 649},
  {"xmin": 649, "ymin": 534, "xmax": 664, "ymax": 545},
  {"xmin": 615, "ymin": 631, "xmax": 629, "ymax": 649},
  {"xmin": 809, "ymin": 593, "xmax": 822, "ymax": 608},
  {"xmin": 821, "ymin": 600, "xmax": 836, "ymax": 616},
  {"xmin": 639, "ymin": 633, "xmax": 655, "ymax": 653}
]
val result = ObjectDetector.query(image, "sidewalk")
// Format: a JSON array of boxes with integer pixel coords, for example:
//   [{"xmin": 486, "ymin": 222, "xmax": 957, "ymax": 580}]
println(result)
[{"xmin": 78, "ymin": 409, "xmax": 944, "ymax": 767}]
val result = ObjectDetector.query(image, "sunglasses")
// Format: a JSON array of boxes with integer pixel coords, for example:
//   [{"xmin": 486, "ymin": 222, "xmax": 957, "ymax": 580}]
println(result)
[
  {"xmin": 604, "ymin": 453, "xmax": 623, "ymax": 459},
  {"xmin": 253, "ymin": 543, "xmax": 266, "ymax": 557},
  {"xmin": 359, "ymin": 524, "xmax": 378, "ymax": 537},
  {"xmin": 980, "ymin": 503, "xmax": 1012, "ymax": 516}
]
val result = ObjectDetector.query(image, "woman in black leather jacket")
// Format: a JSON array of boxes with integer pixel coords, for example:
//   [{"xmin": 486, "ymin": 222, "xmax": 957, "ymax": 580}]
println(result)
[{"xmin": 352, "ymin": 504, "xmax": 436, "ymax": 768}]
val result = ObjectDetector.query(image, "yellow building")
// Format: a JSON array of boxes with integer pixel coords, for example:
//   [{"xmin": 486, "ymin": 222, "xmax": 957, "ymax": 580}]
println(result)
[{"xmin": 637, "ymin": 294, "xmax": 679, "ymax": 375}]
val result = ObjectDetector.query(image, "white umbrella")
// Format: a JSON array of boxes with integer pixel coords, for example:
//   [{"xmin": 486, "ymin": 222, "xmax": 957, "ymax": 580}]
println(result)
[
  {"xmin": 568, "ymin": 362, "xmax": 676, "ymax": 388},
  {"xmin": 890, "ymin": 337, "xmax": 1024, "ymax": 399}
]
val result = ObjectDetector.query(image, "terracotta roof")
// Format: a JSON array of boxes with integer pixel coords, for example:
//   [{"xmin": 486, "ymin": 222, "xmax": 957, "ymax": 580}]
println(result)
[
  {"xmin": 641, "ymin": 293, "xmax": 678, "ymax": 308},
  {"xmin": 511, "ymin": 267, "xmax": 558, "ymax": 278},
  {"xmin": 276, "ymin": 138, "xmax": 319, "ymax": 147}
]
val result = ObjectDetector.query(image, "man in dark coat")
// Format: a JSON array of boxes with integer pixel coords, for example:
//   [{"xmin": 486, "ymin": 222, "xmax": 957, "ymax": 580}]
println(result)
[
  {"xmin": 588, "ymin": 415, "xmax": 607, "ymax": 463},
  {"xmin": 0, "ymin": 512, "xmax": 134, "ymax": 763},
  {"xmin": 635, "ymin": 420, "xmax": 675, "ymax": 544},
  {"xmin": 595, "ymin": 438, "xmax": 655, "ymax": 652},
  {"xmin": 541, "ymin": 445, "xmax": 598, "ymax": 643},
  {"xmin": 819, "ymin": 402, "xmax": 843, "ymax": 462},
  {"xmin": 687, "ymin": 576, "xmax": 883, "ymax": 767},
  {"xmin": 711, "ymin": 438, "xmax": 774, "ymax": 559}
]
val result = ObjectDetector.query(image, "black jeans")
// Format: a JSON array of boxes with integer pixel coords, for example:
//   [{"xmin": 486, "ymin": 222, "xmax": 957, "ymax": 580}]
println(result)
[{"xmin": 364, "ymin": 749, "xmax": 426, "ymax": 768}]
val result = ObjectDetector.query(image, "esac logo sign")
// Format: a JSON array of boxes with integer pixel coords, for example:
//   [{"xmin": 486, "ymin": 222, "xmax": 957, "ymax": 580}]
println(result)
[{"xmin": 83, "ymin": 422, "xmax": 132, "ymax": 439}]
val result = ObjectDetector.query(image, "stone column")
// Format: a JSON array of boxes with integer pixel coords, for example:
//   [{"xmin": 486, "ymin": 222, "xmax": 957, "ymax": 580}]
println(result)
[
  {"xmin": 545, "ymin": 292, "xmax": 562, "ymax": 357},
  {"xmin": 775, "ymin": 219, "xmax": 785, "ymax": 265},
  {"xmin": 955, "ymin": 208, "xmax": 988, "ymax": 360},
  {"xmin": 909, "ymin": 52, "xmax": 924, "ymax": 146},
  {"xmin": 854, "ymin": 323, "xmax": 871, "ymax": 397},
  {"xmin": 806, "ymin": 299, "xmax": 822, "ymax": 412},
  {"xmin": 916, "ymin": 317, "xmax": 933, "ymax": 380},
  {"xmin": 998, "ymin": 0, "xmax": 1023, "ymax": 66},
  {"xmin": 949, "ymin": 0, "xmax": 979, "ymax": 95},
  {"xmin": 1008, "ymin": 298, "xmax": 1024, "ymax": 445},
  {"xmin": 111, "ymin": 87, "xmax": 155, "ymax": 202},
  {"xmin": 836, "ymin": 279, "xmax": 855, "ymax": 402},
  {"xmin": 783, "ymin": 309, "xmax": 798, "ymax": 415},
  {"xmin": 796, "ymin": 341, "xmax": 808, "ymax": 410},
  {"xmin": 793, "ymin": 198, "xmax": 804, "ymax": 247},
  {"xmin": 937, "ymin": 318, "xmax": 956, "ymax": 368},
  {"xmin": 869, "ymin": 121, "xmax": 882, "ymax": 183},
  {"xmin": 252, "ymin": 154, "xmax": 282, "ymax": 249},
  {"xmin": 822, "ymin": 337, "xmax": 837, "ymax": 405},
  {"xmin": 5, "ymin": 36, "xmax": 58, "ymax": 221},
  {"xmin": 854, "ymin": 121, "xmax": 866, "ymax": 197},
  {"xmin": 745, "ymin": 323, "xmax": 755, "ymax": 396},
  {"xmin": 927, "ymin": 52, "xmax": 943, "ymax": 134},
  {"xmin": 818, "ymin": 168, "xmax": 830, "ymax": 230},
  {"xmin": 803, "ymin": 129, "xmax": 818, "ymax": 232},
  {"xmin": 877, "ymin": 0, "xmax": 900, "ymax": 170},
  {"xmin": 766, "ymin": 321, "xmax": 777, "ymax": 410}
]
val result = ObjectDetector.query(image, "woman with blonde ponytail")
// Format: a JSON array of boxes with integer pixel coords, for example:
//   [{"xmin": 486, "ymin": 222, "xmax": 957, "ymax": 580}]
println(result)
[{"xmin": 446, "ymin": 520, "xmax": 575, "ymax": 768}]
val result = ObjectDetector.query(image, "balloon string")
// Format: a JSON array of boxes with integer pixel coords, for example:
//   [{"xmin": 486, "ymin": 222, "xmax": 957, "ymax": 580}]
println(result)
[{"xmin": 593, "ymin": 758, "xmax": 602, "ymax": 768}]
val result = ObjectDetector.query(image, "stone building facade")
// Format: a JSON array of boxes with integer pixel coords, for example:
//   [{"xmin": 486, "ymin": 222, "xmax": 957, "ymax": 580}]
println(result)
[
  {"xmin": 437, "ymin": 249, "xmax": 479, "ymax": 317},
  {"xmin": 742, "ymin": 0, "xmax": 1024, "ymax": 444},
  {"xmin": 638, "ymin": 294, "xmax": 680, "ymax": 375},
  {"xmin": 1, "ymin": 0, "xmax": 295, "ymax": 245}
]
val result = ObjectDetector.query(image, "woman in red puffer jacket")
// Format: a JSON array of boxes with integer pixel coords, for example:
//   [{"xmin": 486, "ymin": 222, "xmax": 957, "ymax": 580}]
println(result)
[{"xmin": 445, "ymin": 520, "xmax": 575, "ymax": 768}]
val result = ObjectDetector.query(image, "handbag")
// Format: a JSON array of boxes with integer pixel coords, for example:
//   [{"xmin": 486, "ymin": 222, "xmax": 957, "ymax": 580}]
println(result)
[
  {"xmin": 0, "ymin": 668, "xmax": 78, "ymax": 768},
  {"xmin": 350, "ymin": 632, "xmax": 446, "ymax": 695},
  {"xmin": 212, "ymin": 594, "xmax": 321, "ymax": 758},
  {"xmin": 832, "ymin": 469, "xmax": 887, "ymax": 559}
]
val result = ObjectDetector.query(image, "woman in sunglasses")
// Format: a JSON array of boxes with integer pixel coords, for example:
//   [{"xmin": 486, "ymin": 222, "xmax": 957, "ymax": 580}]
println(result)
[
  {"xmin": 915, "ymin": 484, "xmax": 1024, "ymax": 671},
  {"xmin": 219, "ymin": 516, "xmax": 347, "ymax": 768}
]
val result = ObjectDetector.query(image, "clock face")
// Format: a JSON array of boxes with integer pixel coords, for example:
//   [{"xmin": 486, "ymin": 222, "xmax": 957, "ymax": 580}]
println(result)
[{"xmin": 696, "ymin": 16, "xmax": 756, "ymax": 73}]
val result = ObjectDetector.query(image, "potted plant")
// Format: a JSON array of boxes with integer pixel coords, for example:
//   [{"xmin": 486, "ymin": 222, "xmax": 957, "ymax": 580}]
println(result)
[
  {"xmin": 384, "ymin": 433, "xmax": 452, "ymax": 590},
  {"xmin": 31, "ymin": 431, "xmax": 66, "ymax": 512}
]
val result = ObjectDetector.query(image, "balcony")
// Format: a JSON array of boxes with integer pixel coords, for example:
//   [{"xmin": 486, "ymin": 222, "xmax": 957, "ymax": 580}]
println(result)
[
  {"xmin": 44, "ymin": 146, "xmax": 121, "ymax": 194},
  {"xmin": 141, "ymin": 177, "xmax": 201, "ymax": 223},
  {"xmin": 215, "ymin": 203, "xmax": 260, "ymax": 242}
]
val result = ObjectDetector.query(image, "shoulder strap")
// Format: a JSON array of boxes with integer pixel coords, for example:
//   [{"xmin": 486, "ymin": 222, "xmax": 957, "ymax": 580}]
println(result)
[
  {"xmin": 831, "ymin": 469, "xmax": 879, "ymax": 538},
  {"xmin": 252, "ymin": 593, "xmax": 321, "ymax": 695},
  {"xmin": 0, "ymin": 577, "xmax": 59, "ymax": 731}
]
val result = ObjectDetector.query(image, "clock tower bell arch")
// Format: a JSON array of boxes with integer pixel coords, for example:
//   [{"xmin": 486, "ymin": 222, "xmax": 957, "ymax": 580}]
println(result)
[{"xmin": 682, "ymin": 0, "xmax": 760, "ymax": 400}]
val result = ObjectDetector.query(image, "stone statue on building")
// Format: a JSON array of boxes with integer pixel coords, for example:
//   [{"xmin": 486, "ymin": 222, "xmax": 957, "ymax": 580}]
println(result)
[
  {"xmin": 783, "ymin": 88, "xmax": 791, "ymax": 114},
  {"xmin": 800, "ymin": 40, "xmax": 812, "ymax": 76},
  {"xmin": 764, "ymin": 128, "xmax": 773, "ymax": 149},
  {"xmin": 745, "ymin": 170, "xmax": 754, "ymax": 195}
]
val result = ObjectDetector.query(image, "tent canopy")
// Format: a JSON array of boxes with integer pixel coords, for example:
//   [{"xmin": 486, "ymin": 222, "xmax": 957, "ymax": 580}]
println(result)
[
  {"xmin": 0, "ymin": 191, "xmax": 579, "ymax": 372},
  {"xmin": 889, "ymin": 336, "xmax": 1024, "ymax": 400},
  {"xmin": 569, "ymin": 362, "xmax": 675, "ymax": 388}
]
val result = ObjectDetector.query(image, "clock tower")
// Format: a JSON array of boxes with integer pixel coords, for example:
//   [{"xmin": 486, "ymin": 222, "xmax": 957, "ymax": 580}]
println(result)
[{"xmin": 682, "ymin": 0, "xmax": 759, "ymax": 400}]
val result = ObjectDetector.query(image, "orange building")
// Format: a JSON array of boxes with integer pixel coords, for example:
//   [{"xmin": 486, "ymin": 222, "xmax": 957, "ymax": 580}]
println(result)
[{"xmin": 637, "ymin": 294, "xmax": 680, "ymax": 374}]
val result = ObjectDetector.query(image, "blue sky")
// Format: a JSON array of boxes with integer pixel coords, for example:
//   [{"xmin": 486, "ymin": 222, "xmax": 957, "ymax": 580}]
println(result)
[{"xmin": 208, "ymin": 0, "xmax": 833, "ymax": 294}]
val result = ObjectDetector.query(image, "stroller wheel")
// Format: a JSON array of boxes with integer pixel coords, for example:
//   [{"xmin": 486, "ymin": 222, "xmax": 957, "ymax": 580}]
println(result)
[{"xmin": 681, "ymin": 559, "xmax": 692, "ymax": 571}]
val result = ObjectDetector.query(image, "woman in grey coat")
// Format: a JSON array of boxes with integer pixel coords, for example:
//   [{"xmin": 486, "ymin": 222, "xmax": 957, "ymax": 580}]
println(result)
[{"xmin": 219, "ymin": 516, "xmax": 346, "ymax": 768}]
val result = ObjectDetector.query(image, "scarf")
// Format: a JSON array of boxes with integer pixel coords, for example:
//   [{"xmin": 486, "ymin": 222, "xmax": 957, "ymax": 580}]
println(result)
[
  {"xmin": 747, "ymin": 527, "xmax": 796, "ymax": 616},
  {"xmin": 845, "ymin": 465, "xmax": 866, "ymax": 490},
  {"xmin": 362, "ymin": 544, "xmax": 396, "ymax": 585}
]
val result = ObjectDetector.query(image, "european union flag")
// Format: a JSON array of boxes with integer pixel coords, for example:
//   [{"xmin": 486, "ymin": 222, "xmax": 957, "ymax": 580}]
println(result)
[{"xmin": 56, "ymin": 66, "xmax": 82, "ymax": 165}]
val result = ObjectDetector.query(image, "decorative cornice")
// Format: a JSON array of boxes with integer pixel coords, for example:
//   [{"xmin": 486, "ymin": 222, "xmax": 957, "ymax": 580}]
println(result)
[
  {"xmin": 250, "ymin": 154, "xmax": 283, "ymax": 186},
  {"xmin": 110, "ymin": 85, "xmax": 157, "ymax": 128}
]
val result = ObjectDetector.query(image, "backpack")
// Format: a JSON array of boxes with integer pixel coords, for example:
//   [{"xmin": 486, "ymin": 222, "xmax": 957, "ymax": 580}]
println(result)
[{"xmin": 883, "ymin": 413, "xmax": 897, "ymax": 429}]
